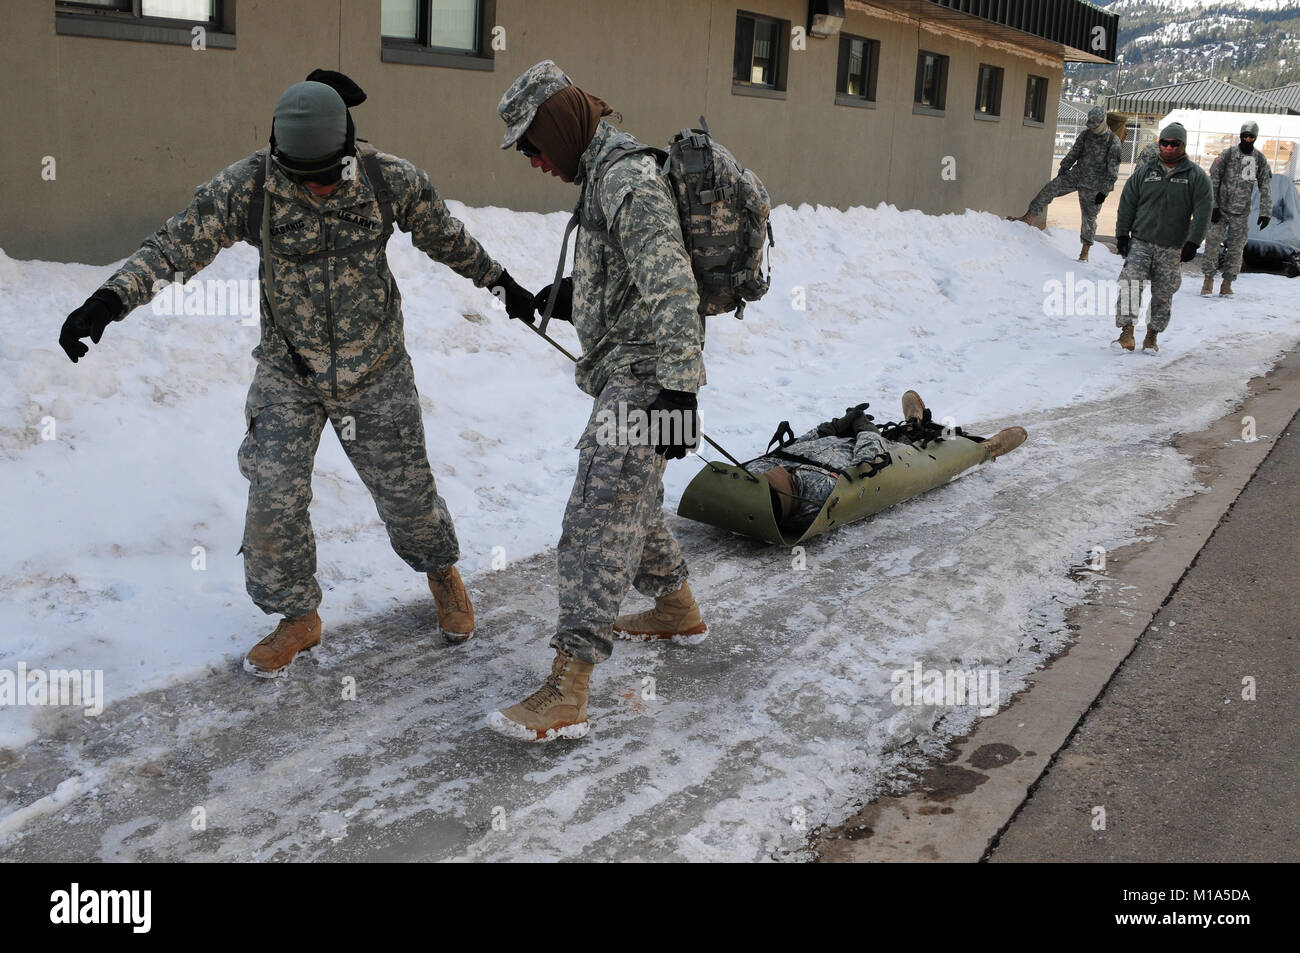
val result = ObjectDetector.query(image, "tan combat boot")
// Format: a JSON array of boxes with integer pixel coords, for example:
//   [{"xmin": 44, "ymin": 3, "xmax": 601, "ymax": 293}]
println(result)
[
  {"xmin": 1219, "ymin": 278, "xmax": 1234, "ymax": 296},
  {"xmin": 244, "ymin": 611, "xmax": 322, "ymax": 679},
  {"xmin": 1200, "ymin": 275, "xmax": 1215, "ymax": 296},
  {"xmin": 1142, "ymin": 328, "xmax": 1159, "ymax": 353},
  {"xmin": 1114, "ymin": 323, "xmax": 1135, "ymax": 351},
  {"xmin": 428, "ymin": 565, "xmax": 474, "ymax": 643},
  {"xmin": 1078, "ymin": 243, "xmax": 1090, "ymax": 262},
  {"xmin": 901, "ymin": 389, "xmax": 926, "ymax": 424},
  {"xmin": 488, "ymin": 650, "xmax": 593, "ymax": 742},
  {"xmin": 612, "ymin": 581, "xmax": 708, "ymax": 642},
  {"xmin": 983, "ymin": 427, "xmax": 1028, "ymax": 459},
  {"xmin": 1007, "ymin": 211, "xmax": 1037, "ymax": 227}
]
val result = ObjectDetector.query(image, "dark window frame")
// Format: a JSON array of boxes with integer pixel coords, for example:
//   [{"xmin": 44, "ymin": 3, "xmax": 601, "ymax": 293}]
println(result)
[
  {"xmin": 974, "ymin": 63, "xmax": 1004, "ymax": 119},
  {"xmin": 913, "ymin": 50, "xmax": 949, "ymax": 115},
  {"xmin": 55, "ymin": 0, "xmax": 235, "ymax": 48},
  {"xmin": 1024, "ymin": 73, "xmax": 1049, "ymax": 125},
  {"xmin": 381, "ymin": 0, "xmax": 497, "ymax": 71},
  {"xmin": 732, "ymin": 9, "xmax": 791, "ymax": 99},
  {"xmin": 835, "ymin": 33, "xmax": 880, "ymax": 108}
]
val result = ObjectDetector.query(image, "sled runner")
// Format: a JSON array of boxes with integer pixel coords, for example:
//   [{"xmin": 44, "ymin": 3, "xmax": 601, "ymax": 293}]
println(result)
[{"xmin": 677, "ymin": 406, "xmax": 1017, "ymax": 546}]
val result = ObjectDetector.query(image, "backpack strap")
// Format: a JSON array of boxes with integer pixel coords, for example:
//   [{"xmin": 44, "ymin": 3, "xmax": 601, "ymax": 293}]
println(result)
[
  {"xmin": 247, "ymin": 153, "xmax": 267, "ymax": 248},
  {"xmin": 539, "ymin": 204, "xmax": 580, "ymax": 335},
  {"xmin": 356, "ymin": 143, "xmax": 395, "ymax": 232},
  {"xmin": 257, "ymin": 152, "xmax": 312, "ymax": 377},
  {"xmin": 538, "ymin": 143, "xmax": 663, "ymax": 334}
]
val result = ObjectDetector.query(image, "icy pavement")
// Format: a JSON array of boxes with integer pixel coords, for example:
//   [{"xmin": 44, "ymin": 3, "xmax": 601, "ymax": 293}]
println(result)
[{"xmin": 1, "ymin": 327, "xmax": 1295, "ymax": 861}]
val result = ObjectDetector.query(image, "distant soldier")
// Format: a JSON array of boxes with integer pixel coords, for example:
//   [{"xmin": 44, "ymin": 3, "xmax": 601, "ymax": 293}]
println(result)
[
  {"xmin": 1010, "ymin": 106, "xmax": 1122, "ymax": 262},
  {"xmin": 1201, "ymin": 121, "xmax": 1273, "ymax": 297},
  {"xmin": 57, "ymin": 74, "xmax": 537, "ymax": 677},
  {"xmin": 1112, "ymin": 122, "xmax": 1213, "ymax": 354},
  {"xmin": 1134, "ymin": 140, "xmax": 1160, "ymax": 169},
  {"xmin": 487, "ymin": 61, "xmax": 708, "ymax": 743}
]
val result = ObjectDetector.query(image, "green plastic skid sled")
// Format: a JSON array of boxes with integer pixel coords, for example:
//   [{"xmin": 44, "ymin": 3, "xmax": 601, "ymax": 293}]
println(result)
[{"xmin": 677, "ymin": 434, "xmax": 992, "ymax": 547}]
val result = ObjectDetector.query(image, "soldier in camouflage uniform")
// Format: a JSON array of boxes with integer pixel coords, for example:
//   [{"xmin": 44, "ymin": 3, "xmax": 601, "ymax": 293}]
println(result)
[
  {"xmin": 486, "ymin": 61, "xmax": 707, "ymax": 743},
  {"xmin": 1201, "ymin": 121, "xmax": 1273, "ymax": 297},
  {"xmin": 1112, "ymin": 122, "xmax": 1213, "ymax": 353},
  {"xmin": 1011, "ymin": 106, "xmax": 1122, "ymax": 261},
  {"xmin": 1134, "ymin": 141, "xmax": 1160, "ymax": 170},
  {"xmin": 57, "ymin": 77, "xmax": 537, "ymax": 677}
]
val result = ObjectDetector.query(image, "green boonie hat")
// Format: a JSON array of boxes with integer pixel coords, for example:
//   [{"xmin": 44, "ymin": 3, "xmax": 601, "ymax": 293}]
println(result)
[
  {"xmin": 1159, "ymin": 121, "xmax": 1187, "ymax": 144},
  {"xmin": 1241, "ymin": 121, "xmax": 1260, "ymax": 137},
  {"xmin": 498, "ymin": 60, "xmax": 573, "ymax": 149}
]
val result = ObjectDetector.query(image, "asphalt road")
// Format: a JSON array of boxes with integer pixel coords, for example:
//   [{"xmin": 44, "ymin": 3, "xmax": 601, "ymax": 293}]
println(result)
[{"xmin": 988, "ymin": 409, "xmax": 1300, "ymax": 862}]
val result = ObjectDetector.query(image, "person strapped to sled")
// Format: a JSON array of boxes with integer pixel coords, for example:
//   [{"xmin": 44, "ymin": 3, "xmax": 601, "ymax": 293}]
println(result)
[{"xmin": 747, "ymin": 392, "xmax": 1027, "ymax": 536}]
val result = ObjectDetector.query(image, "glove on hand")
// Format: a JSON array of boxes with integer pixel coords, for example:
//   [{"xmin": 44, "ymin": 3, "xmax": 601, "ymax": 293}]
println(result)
[
  {"xmin": 1180, "ymin": 241, "xmax": 1198, "ymax": 263},
  {"xmin": 1115, "ymin": 235, "xmax": 1131, "ymax": 258},
  {"xmin": 1095, "ymin": 192, "xmax": 1106, "ymax": 205},
  {"xmin": 533, "ymin": 277, "xmax": 573, "ymax": 323},
  {"xmin": 1211, "ymin": 208, "xmax": 1223, "ymax": 224},
  {"xmin": 492, "ymin": 269, "xmax": 536, "ymax": 324},
  {"xmin": 648, "ymin": 389, "xmax": 700, "ymax": 460},
  {"xmin": 59, "ymin": 288, "xmax": 123, "ymax": 363}
]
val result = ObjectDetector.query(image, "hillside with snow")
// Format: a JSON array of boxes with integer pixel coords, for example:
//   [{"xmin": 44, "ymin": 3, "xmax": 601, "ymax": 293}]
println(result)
[{"xmin": 1067, "ymin": 0, "xmax": 1300, "ymax": 98}]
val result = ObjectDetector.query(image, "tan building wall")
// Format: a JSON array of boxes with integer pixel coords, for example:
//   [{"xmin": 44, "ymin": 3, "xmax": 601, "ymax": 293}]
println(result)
[{"xmin": 1, "ymin": 0, "xmax": 1063, "ymax": 265}]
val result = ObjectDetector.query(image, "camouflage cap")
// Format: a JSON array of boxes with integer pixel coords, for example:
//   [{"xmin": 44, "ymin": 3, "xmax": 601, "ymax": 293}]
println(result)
[
  {"xmin": 1241, "ymin": 120, "xmax": 1260, "ymax": 137},
  {"xmin": 498, "ymin": 60, "xmax": 573, "ymax": 149},
  {"xmin": 1086, "ymin": 105, "xmax": 1106, "ymax": 127}
]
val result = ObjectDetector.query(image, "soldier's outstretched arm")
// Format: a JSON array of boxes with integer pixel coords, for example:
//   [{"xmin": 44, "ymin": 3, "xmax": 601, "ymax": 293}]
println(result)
[
  {"xmin": 389, "ymin": 158, "xmax": 502, "ymax": 288},
  {"xmin": 604, "ymin": 164, "xmax": 704, "ymax": 395},
  {"xmin": 59, "ymin": 154, "xmax": 258, "ymax": 362}
]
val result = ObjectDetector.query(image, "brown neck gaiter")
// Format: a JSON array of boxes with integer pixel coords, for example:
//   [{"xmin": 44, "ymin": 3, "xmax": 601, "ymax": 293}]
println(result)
[{"xmin": 525, "ymin": 85, "xmax": 613, "ymax": 181}]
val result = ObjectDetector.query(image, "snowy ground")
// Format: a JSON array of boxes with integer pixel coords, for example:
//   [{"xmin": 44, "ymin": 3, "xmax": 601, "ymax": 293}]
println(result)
[{"xmin": 1, "ymin": 203, "xmax": 1297, "ymax": 860}]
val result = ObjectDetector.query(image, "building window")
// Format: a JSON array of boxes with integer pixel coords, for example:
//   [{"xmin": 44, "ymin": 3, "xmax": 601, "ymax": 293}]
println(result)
[
  {"xmin": 60, "ymin": 0, "xmax": 217, "ymax": 21},
  {"xmin": 55, "ymin": 0, "xmax": 233, "ymax": 47},
  {"xmin": 975, "ymin": 64, "xmax": 1003, "ymax": 117},
  {"xmin": 381, "ymin": 0, "xmax": 495, "ymax": 70},
  {"xmin": 914, "ymin": 51, "xmax": 949, "ymax": 112},
  {"xmin": 1025, "ymin": 74, "xmax": 1048, "ymax": 124},
  {"xmin": 733, "ymin": 11, "xmax": 789, "ymax": 95},
  {"xmin": 836, "ymin": 34, "xmax": 880, "ymax": 105}
]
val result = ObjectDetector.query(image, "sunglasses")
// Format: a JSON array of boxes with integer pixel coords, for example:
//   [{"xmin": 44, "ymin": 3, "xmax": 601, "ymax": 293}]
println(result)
[
  {"xmin": 1242, "ymin": 134, "xmax": 1257, "ymax": 141},
  {"xmin": 1158, "ymin": 139, "xmax": 1182, "ymax": 148},
  {"xmin": 515, "ymin": 137, "xmax": 541, "ymax": 159}
]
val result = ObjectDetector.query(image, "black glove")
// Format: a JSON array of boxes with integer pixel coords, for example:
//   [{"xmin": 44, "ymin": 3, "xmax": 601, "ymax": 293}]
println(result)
[
  {"xmin": 533, "ymin": 276, "xmax": 573, "ymax": 323},
  {"xmin": 59, "ymin": 289, "xmax": 123, "ymax": 363},
  {"xmin": 1211, "ymin": 207, "xmax": 1223, "ymax": 224},
  {"xmin": 491, "ymin": 269, "xmax": 536, "ymax": 324},
  {"xmin": 1258, "ymin": 216, "xmax": 1271, "ymax": 230},
  {"xmin": 1180, "ymin": 241, "xmax": 1198, "ymax": 263},
  {"xmin": 1115, "ymin": 235, "xmax": 1130, "ymax": 258},
  {"xmin": 648, "ymin": 389, "xmax": 700, "ymax": 460},
  {"xmin": 1095, "ymin": 192, "xmax": 1106, "ymax": 205}
]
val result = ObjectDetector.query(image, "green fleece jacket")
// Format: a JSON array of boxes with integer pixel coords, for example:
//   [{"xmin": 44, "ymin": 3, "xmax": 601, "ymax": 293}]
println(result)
[{"xmin": 1116, "ymin": 155, "xmax": 1213, "ymax": 249}]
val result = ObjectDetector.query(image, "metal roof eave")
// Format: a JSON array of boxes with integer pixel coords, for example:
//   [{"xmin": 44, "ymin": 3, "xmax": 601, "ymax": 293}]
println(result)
[{"xmin": 854, "ymin": 0, "xmax": 1118, "ymax": 64}]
